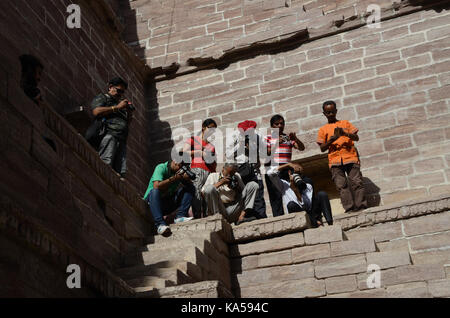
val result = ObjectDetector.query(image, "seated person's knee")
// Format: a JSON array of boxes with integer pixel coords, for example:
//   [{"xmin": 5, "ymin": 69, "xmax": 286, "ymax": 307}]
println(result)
[
  {"xmin": 203, "ymin": 184, "xmax": 217, "ymax": 195},
  {"xmin": 287, "ymin": 201, "xmax": 303, "ymax": 213}
]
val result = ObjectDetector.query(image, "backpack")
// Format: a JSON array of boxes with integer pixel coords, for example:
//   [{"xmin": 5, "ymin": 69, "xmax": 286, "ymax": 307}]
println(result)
[{"xmin": 85, "ymin": 94, "xmax": 109, "ymax": 149}]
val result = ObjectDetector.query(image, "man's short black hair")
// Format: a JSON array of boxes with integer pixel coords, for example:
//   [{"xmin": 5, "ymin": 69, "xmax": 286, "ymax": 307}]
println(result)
[
  {"xmin": 323, "ymin": 100, "xmax": 337, "ymax": 111},
  {"xmin": 202, "ymin": 118, "xmax": 217, "ymax": 128},
  {"xmin": 108, "ymin": 77, "xmax": 128, "ymax": 89},
  {"xmin": 270, "ymin": 114, "xmax": 285, "ymax": 127}
]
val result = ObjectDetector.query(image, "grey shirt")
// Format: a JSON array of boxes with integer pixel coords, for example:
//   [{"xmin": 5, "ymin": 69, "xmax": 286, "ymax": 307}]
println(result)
[{"xmin": 91, "ymin": 93, "xmax": 129, "ymax": 140}]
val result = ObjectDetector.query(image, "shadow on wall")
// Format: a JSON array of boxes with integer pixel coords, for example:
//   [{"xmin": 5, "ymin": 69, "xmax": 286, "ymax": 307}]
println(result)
[
  {"xmin": 411, "ymin": 0, "xmax": 450, "ymax": 12},
  {"xmin": 117, "ymin": 1, "xmax": 175, "ymax": 176},
  {"xmin": 144, "ymin": 77, "xmax": 175, "ymax": 171},
  {"xmin": 363, "ymin": 177, "xmax": 381, "ymax": 208}
]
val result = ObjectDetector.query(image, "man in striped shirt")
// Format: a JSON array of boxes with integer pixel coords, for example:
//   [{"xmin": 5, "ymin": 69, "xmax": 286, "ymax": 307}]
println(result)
[{"xmin": 264, "ymin": 114, "xmax": 305, "ymax": 217}]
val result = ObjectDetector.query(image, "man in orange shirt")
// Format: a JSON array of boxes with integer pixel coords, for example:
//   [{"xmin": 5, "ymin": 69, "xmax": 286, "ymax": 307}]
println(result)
[{"xmin": 317, "ymin": 101, "xmax": 367, "ymax": 213}]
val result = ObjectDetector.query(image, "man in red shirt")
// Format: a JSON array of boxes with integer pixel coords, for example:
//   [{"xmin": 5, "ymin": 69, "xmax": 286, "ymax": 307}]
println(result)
[{"xmin": 317, "ymin": 101, "xmax": 367, "ymax": 213}]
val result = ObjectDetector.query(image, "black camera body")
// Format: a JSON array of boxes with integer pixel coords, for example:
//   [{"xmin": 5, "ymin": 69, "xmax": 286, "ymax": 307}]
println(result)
[
  {"xmin": 127, "ymin": 102, "xmax": 136, "ymax": 111},
  {"xmin": 229, "ymin": 175, "xmax": 239, "ymax": 190},
  {"xmin": 179, "ymin": 164, "xmax": 196, "ymax": 181}
]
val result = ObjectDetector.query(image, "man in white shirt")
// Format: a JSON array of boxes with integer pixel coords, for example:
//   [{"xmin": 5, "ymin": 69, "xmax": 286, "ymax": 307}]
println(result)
[
  {"xmin": 202, "ymin": 163, "xmax": 259, "ymax": 224},
  {"xmin": 266, "ymin": 162, "xmax": 313, "ymax": 215}
]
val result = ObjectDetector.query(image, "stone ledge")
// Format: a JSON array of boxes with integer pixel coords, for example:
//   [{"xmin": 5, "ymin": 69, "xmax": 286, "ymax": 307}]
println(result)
[
  {"xmin": 137, "ymin": 280, "xmax": 234, "ymax": 298},
  {"xmin": 333, "ymin": 194, "xmax": 450, "ymax": 231},
  {"xmin": 229, "ymin": 211, "xmax": 311, "ymax": 244}
]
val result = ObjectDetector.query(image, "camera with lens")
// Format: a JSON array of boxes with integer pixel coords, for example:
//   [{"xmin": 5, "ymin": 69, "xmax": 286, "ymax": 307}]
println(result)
[
  {"xmin": 179, "ymin": 163, "xmax": 196, "ymax": 181},
  {"xmin": 127, "ymin": 101, "xmax": 136, "ymax": 111},
  {"xmin": 229, "ymin": 175, "xmax": 239, "ymax": 190},
  {"xmin": 291, "ymin": 172, "xmax": 307, "ymax": 192}
]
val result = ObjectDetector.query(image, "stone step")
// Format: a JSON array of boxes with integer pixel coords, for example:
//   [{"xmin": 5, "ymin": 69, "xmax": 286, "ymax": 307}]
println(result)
[
  {"xmin": 145, "ymin": 230, "xmax": 230, "ymax": 257},
  {"xmin": 124, "ymin": 245, "xmax": 200, "ymax": 267},
  {"xmin": 128, "ymin": 276, "xmax": 175, "ymax": 289},
  {"xmin": 136, "ymin": 280, "xmax": 235, "ymax": 298},
  {"xmin": 117, "ymin": 261, "xmax": 203, "ymax": 282}
]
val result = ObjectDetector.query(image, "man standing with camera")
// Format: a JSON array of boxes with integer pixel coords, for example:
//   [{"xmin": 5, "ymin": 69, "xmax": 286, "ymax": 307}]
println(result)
[
  {"xmin": 90, "ymin": 77, "xmax": 135, "ymax": 179},
  {"xmin": 201, "ymin": 163, "xmax": 259, "ymax": 225},
  {"xmin": 144, "ymin": 158, "xmax": 195, "ymax": 235}
]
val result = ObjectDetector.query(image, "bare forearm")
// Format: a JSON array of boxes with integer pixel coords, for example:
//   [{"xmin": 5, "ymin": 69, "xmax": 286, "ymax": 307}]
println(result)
[
  {"xmin": 155, "ymin": 176, "xmax": 178, "ymax": 192},
  {"xmin": 294, "ymin": 138, "xmax": 305, "ymax": 151},
  {"xmin": 344, "ymin": 132, "xmax": 359, "ymax": 142},
  {"xmin": 92, "ymin": 105, "xmax": 119, "ymax": 117}
]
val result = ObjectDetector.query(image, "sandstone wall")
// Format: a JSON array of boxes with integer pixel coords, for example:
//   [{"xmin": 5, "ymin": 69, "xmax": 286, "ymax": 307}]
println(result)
[
  {"xmin": 147, "ymin": 7, "xmax": 450, "ymax": 208},
  {"xmin": 125, "ymin": 0, "xmax": 440, "ymax": 70},
  {"xmin": 0, "ymin": 0, "xmax": 155, "ymax": 192},
  {"xmin": 229, "ymin": 196, "xmax": 450, "ymax": 297},
  {"xmin": 0, "ymin": 0, "xmax": 159, "ymax": 297}
]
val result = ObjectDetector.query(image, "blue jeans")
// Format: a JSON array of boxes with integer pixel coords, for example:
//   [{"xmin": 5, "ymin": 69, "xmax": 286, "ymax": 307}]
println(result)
[{"xmin": 146, "ymin": 183, "xmax": 195, "ymax": 227}]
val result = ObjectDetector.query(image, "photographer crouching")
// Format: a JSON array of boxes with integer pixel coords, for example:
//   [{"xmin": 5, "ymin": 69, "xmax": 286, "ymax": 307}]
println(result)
[
  {"xmin": 143, "ymin": 157, "xmax": 196, "ymax": 236},
  {"xmin": 201, "ymin": 163, "xmax": 259, "ymax": 225},
  {"xmin": 87, "ymin": 77, "xmax": 135, "ymax": 179},
  {"xmin": 267, "ymin": 162, "xmax": 333, "ymax": 227}
]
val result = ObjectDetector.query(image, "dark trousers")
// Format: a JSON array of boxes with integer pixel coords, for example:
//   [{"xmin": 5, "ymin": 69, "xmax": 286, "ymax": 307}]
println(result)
[
  {"xmin": 146, "ymin": 184, "xmax": 195, "ymax": 227},
  {"xmin": 331, "ymin": 163, "xmax": 367, "ymax": 212},
  {"xmin": 286, "ymin": 191, "xmax": 333, "ymax": 227},
  {"xmin": 245, "ymin": 178, "xmax": 267, "ymax": 219},
  {"xmin": 265, "ymin": 173, "xmax": 284, "ymax": 217},
  {"xmin": 265, "ymin": 169, "xmax": 290, "ymax": 217}
]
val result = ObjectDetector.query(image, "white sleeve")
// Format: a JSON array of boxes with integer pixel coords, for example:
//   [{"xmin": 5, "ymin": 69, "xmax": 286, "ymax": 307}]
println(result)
[
  {"xmin": 225, "ymin": 131, "xmax": 239, "ymax": 161},
  {"xmin": 266, "ymin": 167, "xmax": 285, "ymax": 194}
]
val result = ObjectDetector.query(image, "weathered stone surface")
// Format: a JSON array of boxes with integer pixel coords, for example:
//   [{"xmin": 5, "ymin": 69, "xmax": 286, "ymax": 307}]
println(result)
[
  {"xmin": 233, "ymin": 262, "xmax": 314, "ymax": 288},
  {"xmin": 304, "ymin": 225, "xmax": 343, "ymax": 245},
  {"xmin": 357, "ymin": 264, "xmax": 446, "ymax": 290},
  {"xmin": 324, "ymin": 288, "xmax": 387, "ymax": 298},
  {"xmin": 231, "ymin": 255, "xmax": 258, "ymax": 272},
  {"xmin": 230, "ymin": 232, "xmax": 305, "ymax": 257},
  {"xmin": 402, "ymin": 212, "xmax": 450, "ymax": 236},
  {"xmin": 376, "ymin": 239, "xmax": 409, "ymax": 252},
  {"xmin": 386, "ymin": 282, "xmax": 431, "ymax": 298},
  {"xmin": 411, "ymin": 250, "xmax": 450, "ymax": 266},
  {"xmin": 292, "ymin": 244, "xmax": 331, "ymax": 263},
  {"xmin": 231, "ymin": 212, "xmax": 310, "ymax": 243},
  {"xmin": 345, "ymin": 222, "xmax": 403, "ymax": 242},
  {"xmin": 331, "ymin": 238, "xmax": 376, "ymax": 257},
  {"xmin": 258, "ymin": 250, "xmax": 292, "ymax": 268},
  {"xmin": 428, "ymin": 279, "xmax": 450, "ymax": 297},
  {"xmin": 138, "ymin": 280, "xmax": 233, "ymax": 298},
  {"xmin": 325, "ymin": 275, "xmax": 358, "ymax": 295},
  {"xmin": 240, "ymin": 278, "xmax": 326, "ymax": 298},
  {"xmin": 366, "ymin": 251, "xmax": 411, "ymax": 269},
  {"xmin": 409, "ymin": 232, "xmax": 450, "ymax": 251},
  {"xmin": 314, "ymin": 254, "xmax": 367, "ymax": 279}
]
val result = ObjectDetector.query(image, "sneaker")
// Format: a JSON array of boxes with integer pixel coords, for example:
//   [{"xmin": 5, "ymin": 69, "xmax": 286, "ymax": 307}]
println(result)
[
  {"xmin": 174, "ymin": 217, "xmax": 194, "ymax": 224},
  {"xmin": 157, "ymin": 224, "xmax": 171, "ymax": 235}
]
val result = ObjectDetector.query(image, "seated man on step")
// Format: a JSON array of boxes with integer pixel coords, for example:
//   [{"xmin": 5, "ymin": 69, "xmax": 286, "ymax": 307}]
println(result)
[
  {"xmin": 267, "ymin": 162, "xmax": 333, "ymax": 227},
  {"xmin": 143, "ymin": 157, "xmax": 195, "ymax": 236},
  {"xmin": 201, "ymin": 163, "xmax": 259, "ymax": 225}
]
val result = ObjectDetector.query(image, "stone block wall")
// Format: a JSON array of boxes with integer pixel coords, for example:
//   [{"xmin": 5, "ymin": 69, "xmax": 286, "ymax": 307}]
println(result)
[
  {"xmin": 0, "ymin": 0, "xmax": 155, "ymax": 192},
  {"xmin": 228, "ymin": 196, "xmax": 450, "ymax": 297},
  {"xmin": 125, "ymin": 0, "xmax": 443, "ymax": 70},
  {"xmin": 0, "ymin": 70, "xmax": 155, "ymax": 296},
  {"xmin": 0, "ymin": 0, "xmax": 159, "ymax": 297}
]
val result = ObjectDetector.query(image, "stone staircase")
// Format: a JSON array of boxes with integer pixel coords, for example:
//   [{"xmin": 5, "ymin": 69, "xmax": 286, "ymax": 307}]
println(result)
[
  {"xmin": 113, "ymin": 195, "xmax": 450, "ymax": 298},
  {"xmin": 115, "ymin": 215, "xmax": 234, "ymax": 298}
]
